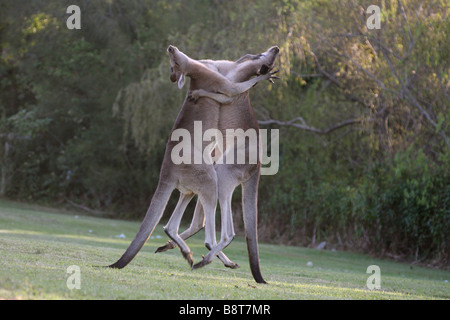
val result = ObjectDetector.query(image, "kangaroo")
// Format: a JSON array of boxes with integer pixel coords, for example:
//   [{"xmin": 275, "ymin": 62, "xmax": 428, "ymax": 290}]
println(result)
[
  {"xmin": 156, "ymin": 46, "xmax": 280, "ymax": 283},
  {"xmin": 108, "ymin": 46, "xmax": 277, "ymax": 276}
]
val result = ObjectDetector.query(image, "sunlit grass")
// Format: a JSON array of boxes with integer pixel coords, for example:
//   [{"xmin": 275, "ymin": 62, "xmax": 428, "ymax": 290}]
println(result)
[{"xmin": 0, "ymin": 199, "xmax": 448, "ymax": 300}]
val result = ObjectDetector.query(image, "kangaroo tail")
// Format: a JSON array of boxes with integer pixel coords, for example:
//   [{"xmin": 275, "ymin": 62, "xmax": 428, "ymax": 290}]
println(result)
[
  {"xmin": 242, "ymin": 170, "xmax": 267, "ymax": 284},
  {"xmin": 108, "ymin": 181, "xmax": 174, "ymax": 269}
]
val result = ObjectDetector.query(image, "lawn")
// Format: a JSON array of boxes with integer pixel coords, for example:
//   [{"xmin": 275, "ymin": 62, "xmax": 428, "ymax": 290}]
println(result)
[{"xmin": 0, "ymin": 199, "xmax": 448, "ymax": 300}]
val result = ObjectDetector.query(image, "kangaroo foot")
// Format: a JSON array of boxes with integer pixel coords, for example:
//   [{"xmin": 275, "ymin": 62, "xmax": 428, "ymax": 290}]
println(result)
[
  {"xmin": 224, "ymin": 261, "xmax": 240, "ymax": 269},
  {"xmin": 155, "ymin": 240, "xmax": 177, "ymax": 253},
  {"xmin": 205, "ymin": 244, "xmax": 239, "ymax": 269},
  {"xmin": 192, "ymin": 257, "xmax": 212, "ymax": 270},
  {"xmin": 182, "ymin": 250, "xmax": 194, "ymax": 268},
  {"xmin": 217, "ymin": 253, "xmax": 240, "ymax": 269}
]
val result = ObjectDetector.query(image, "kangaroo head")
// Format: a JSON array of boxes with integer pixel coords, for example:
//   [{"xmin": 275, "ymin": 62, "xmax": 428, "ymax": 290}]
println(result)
[
  {"xmin": 167, "ymin": 45, "xmax": 190, "ymax": 89},
  {"xmin": 230, "ymin": 46, "xmax": 280, "ymax": 82},
  {"xmin": 255, "ymin": 46, "xmax": 279, "ymax": 74}
]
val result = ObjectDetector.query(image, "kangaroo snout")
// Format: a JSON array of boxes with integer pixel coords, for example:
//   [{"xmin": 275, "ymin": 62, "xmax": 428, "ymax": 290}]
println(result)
[
  {"xmin": 167, "ymin": 45, "xmax": 177, "ymax": 54},
  {"xmin": 270, "ymin": 46, "xmax": 280, "ymax": 54}
]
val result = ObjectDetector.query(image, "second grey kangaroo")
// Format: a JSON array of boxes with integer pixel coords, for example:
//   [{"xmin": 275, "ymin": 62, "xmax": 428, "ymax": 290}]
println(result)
[{"xmin": 157, "ymin": 46, "xmax": 280, "ymax": 283}]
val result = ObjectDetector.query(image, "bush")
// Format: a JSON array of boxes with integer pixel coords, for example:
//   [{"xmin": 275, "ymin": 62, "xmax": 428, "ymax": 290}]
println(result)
[
  {"xmin": 257, "ymin": 147, "xmax": 449, "ymax": 266},
  {"xmin": 351, "ymin": 148, "xmax": 449, "ymax": 265}
]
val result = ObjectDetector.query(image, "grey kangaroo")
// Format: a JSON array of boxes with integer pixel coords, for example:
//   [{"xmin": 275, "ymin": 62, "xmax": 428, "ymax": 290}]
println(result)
[
  {"xmin": 108, "ymin": 46, "xmax": 278, "ymax": 284},
  {"xmin": 156, "ymin": 46, "xmax": 280, "ymax": 283}
]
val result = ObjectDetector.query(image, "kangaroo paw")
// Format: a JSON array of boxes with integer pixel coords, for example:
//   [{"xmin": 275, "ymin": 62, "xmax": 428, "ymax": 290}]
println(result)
[
  {"xmin": 155, "ymin": 241, "xmax": 177, "ymax": 253},
  {"xmin": 187, "ymin": 90, "xmax": 201, "ymax": 102},
  {"xmin": 224, "ymin": 262, "xmax": 240, "ymax": 269}
]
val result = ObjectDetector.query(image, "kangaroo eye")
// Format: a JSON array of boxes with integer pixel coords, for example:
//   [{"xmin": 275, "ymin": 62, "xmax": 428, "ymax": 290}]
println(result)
[{"xmin": 170, "ymin": 67, "xmax": 173, "ymax": 72}]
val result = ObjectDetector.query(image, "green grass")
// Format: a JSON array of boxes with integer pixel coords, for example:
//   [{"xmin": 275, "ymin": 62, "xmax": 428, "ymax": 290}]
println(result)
[{"xmin": 0, "ymin": 199, "xmax": 448, "ymax": 300}]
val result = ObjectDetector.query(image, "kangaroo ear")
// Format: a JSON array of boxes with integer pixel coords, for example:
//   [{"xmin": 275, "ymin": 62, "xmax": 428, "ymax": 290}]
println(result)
[{"xmin": 177, "ymin": 73, "xmax": 185, "ymax": 89}]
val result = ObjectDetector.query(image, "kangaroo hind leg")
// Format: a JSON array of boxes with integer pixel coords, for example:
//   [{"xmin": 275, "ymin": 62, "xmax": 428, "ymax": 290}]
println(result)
[
  {"xmin": 163, "ymin": 192, "xmax": 195, "ymax": 267},
  {"xmin": 193, "ymin": 179, "xmax": 236, "ymax": 270},
  {"xmin": 155, "ymin": 198, "xmax": 205, "ymax": 253}
]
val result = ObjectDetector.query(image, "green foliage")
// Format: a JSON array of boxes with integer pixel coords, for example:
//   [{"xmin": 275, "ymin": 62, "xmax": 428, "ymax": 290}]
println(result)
[
  {"xmin": 261, "ymin": 146, "xmax": 449, "ymax": 265},
  {"xmin": 352, "ymin": 148, "xmax": 450, "ymax": 263},
  {"xmin": 113, "ymin": 64, "xmax": 183, "ymax": 153},
  {"xmin": 6, "ymin": 108, "xmax": 51, "ymax": 138}
]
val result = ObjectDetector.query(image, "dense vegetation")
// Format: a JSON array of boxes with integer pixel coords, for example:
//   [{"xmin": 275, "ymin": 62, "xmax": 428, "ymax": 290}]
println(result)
[{"xmin": 1, "ymin": 0, "xmax": 448, "ymax": 266}]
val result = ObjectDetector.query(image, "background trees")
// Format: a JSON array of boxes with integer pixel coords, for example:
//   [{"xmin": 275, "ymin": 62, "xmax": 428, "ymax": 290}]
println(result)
[{"xmin": 0, "ymin": 0, "xmax": 448, "ymax": 266}]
